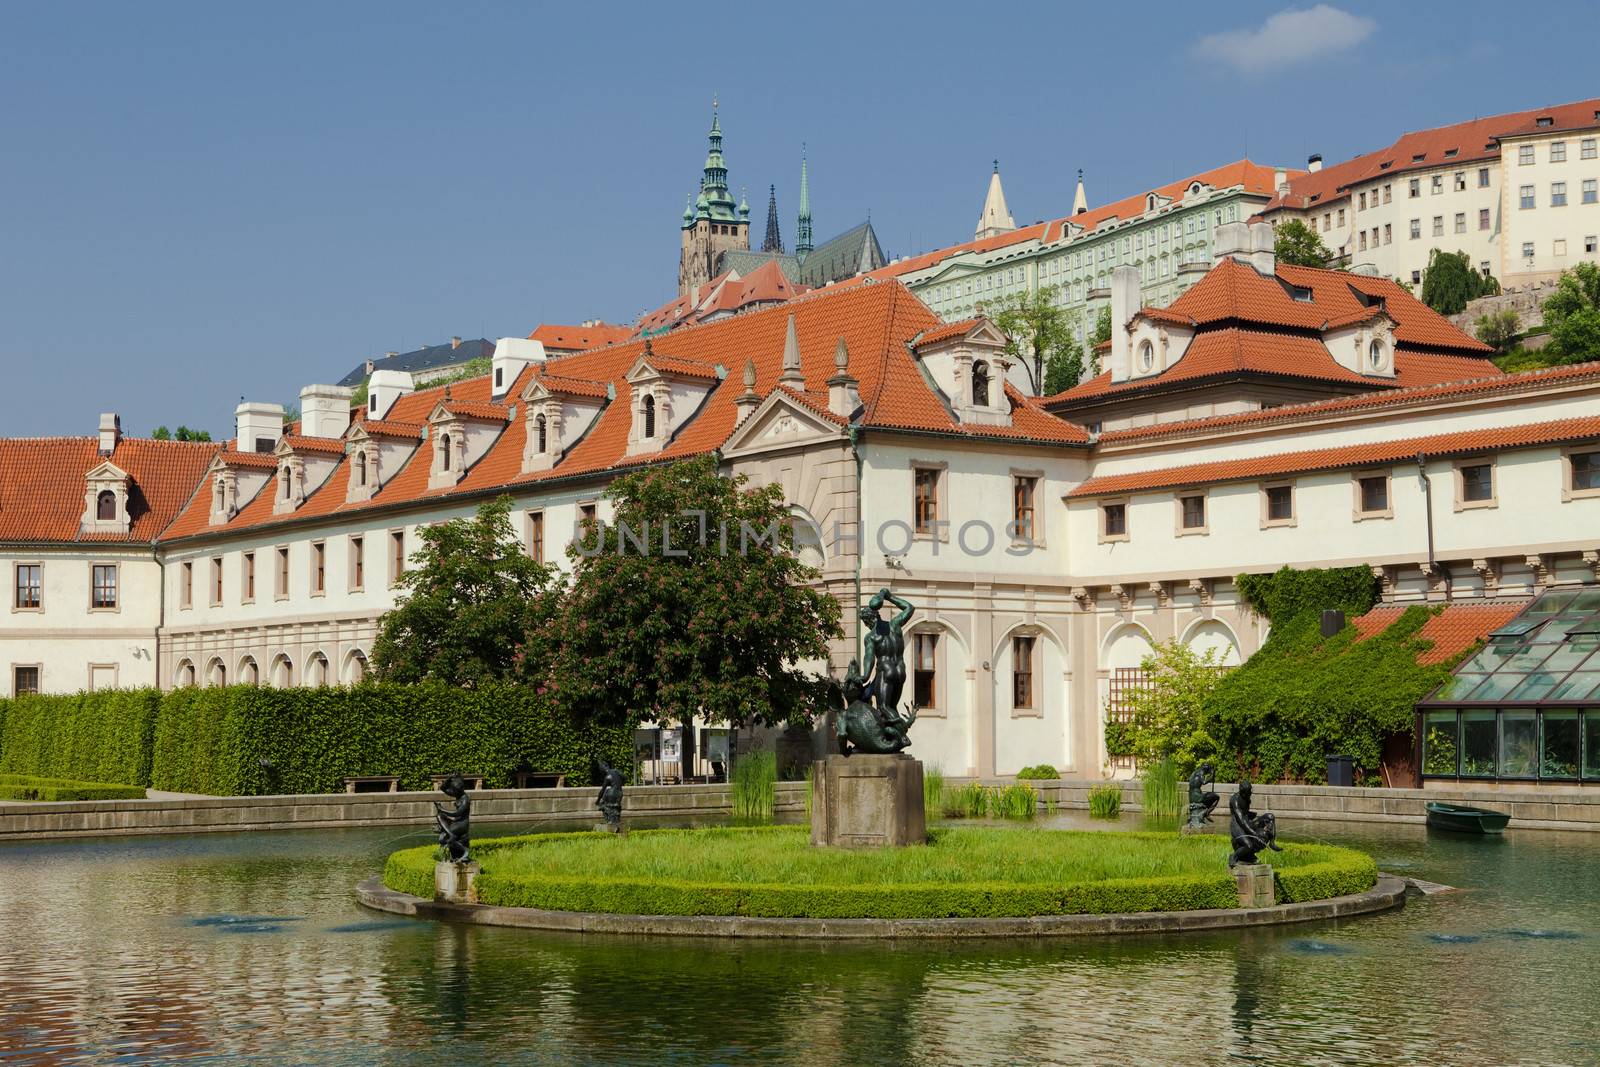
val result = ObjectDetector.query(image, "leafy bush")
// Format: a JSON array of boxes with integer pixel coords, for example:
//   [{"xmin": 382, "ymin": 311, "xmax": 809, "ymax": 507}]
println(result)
[
  {"xmin": 0, "ymin": 774, "xmax": 145, "ymax": 801},
  {"xmin": 0, "ymin": 689, "xmax": 161, "ymax": 786},
  {"xmin": 1015, "ymin": 764, "xmax": 1059, "ymax": 780},
  {"xmin": 1087, "ymin": 784, "xmax": 1121, "ymax": 818},
  {"xmin": 149, "ymin": 682, "xmax": 632, "ymax": 795},
  {"xmin": 1141, "ymin": 759, "xmax": 1183, "ymax": 819},
  {"xmin": 385, "ymin": 827, "xmax": 1376, "ymax": 918},
  {"xmin": 731, "ymin": 750, "xmax": 777, "ymax": 823}
]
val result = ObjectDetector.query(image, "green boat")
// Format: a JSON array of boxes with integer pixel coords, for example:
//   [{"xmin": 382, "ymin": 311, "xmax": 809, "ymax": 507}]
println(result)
[{"xmin": 1425, "ymin": 802, "xmax": 1511, "ymax": 834}]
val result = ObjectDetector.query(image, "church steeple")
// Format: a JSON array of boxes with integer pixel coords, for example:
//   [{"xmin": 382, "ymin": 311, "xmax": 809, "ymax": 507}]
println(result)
[
  {"xmin": 1072, "ymin": 168, "xmax": 1088, "ymax": 216},
  {"xmin": 685, "ymin": 101, "xmax": 740, "ymax": 227},
  {"xmin": 677, "ymin": 102, "xmax": 751, "ymax": 297},
  {"xmin": 796, "ymin": 148, "xmax": 814, "ymax": 258},
  {"xmin": 761, "ymin": 184, "xmax": 784, "ymax": 253},
  {"xmin": 975, "ymin": 159, "xmax": 1016, "ymax": 240}
]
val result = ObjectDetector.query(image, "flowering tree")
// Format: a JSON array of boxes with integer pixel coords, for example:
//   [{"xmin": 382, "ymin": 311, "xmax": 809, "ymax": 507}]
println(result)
[{"xmin": 536, "ymin": 455, "xmax": 842, "ymax": 769}]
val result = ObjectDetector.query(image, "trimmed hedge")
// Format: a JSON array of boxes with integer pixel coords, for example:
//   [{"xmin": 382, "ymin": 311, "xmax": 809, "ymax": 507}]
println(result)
[
  {"xmin": 0, "ymin": 774, "xmax": 145, "ymax": 802},
  {"xmin": 1014, "ymin": 764, "xmax": 1060, "ymax": 780},
  {"xmin": 0, "ymin": 683, "xmax": 631, "ymax": 796},
  {"xmin": 150, "ymin": 682, "xmax": 633, "ymax": 795},
  {"xmin": 0, "ymin": 690, "xmax": 160, "ymax": 787},
  {"xmin": 385, "ymin": 828, "xmax": 1377, "ymax": 919}
]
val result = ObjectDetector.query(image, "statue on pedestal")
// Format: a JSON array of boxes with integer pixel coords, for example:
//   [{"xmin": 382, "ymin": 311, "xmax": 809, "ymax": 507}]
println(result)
[
  {"xmin": 596, "ymin": 759, "xmax": 625, "ymax": 830},
  {"xmin": 1227, "ymin": 781, "xmax": 1282, "ymax": 868},
  {"xmin": 836, "ymin": 588, "xmax": 918, "ymax": 755},
  {"xmin": 1186, "ymin": 762, "xmax": 1220, "ymax": 829},
  {"xmin": 434, "ymin": 772, "xmax": 472, "ymax": 864}
]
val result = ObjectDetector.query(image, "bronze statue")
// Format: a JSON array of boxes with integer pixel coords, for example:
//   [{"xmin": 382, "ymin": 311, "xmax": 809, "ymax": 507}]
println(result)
[
  {"xmin": 1227, "ymin": 781, "xmax": 1282, "ymax": 867},
  {"xmin": 1186, "ymin": 762, "xmax": 1220, "ymax": 828},
  {"xmin": 836, "ymin": 657, "xmax": 916, "ymax": 755},
  {"xmin": 859, "ymin": 587, "xmax": 914, "ymax": 716},
  {"xmin": 596, "ymin": 759, "xmax": 625, "ymax": 830},
  {"xmin": 434, "ymin": 772, "xmax": 472, "ymax": 863}
]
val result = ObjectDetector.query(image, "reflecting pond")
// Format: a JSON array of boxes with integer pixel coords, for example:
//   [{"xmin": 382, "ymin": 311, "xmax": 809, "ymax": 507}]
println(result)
[{"xmin": 2, "ymin": 812, "xmax": 1598, "ymax": 1065}]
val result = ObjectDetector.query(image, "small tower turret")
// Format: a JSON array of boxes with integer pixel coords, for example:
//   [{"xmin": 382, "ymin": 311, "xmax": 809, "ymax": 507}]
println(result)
[{"xmin": 796, "ymin": 148, "xmax": 814, "ymax": 258}]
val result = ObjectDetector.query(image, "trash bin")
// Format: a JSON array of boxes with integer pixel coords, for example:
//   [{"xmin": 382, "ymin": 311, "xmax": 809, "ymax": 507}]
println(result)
[{"xmin": 1326, "ymin": 754, "xmax": 1355, "ymax": 787}]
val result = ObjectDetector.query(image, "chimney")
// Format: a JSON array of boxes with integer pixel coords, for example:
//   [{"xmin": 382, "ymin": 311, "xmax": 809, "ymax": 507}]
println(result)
[
  {"xmin": 1273, "ymin": 168, "xmax": 1288, "ymax": 194},
  {"xmin": 1308, "ymin": 153, "xmax": 1323, "ymax": 173},
  {"xmin": 367, "ymin": 370, "xmax": 415, "ymax": 420},
  {"xmin": 1108, "ymin": 265, "xmax": 1141, "ymax": 384},
  {"xmin": 451, "ymin": 336, "xmax": 462, "ymax": 350},
  {"xmin": 1213, "ymin": 220, "xmax": 1251, "ymax": 266},
  {"xmin": 827, "ymin": 337, "xmax": 860, "ymax": 418},
  {"xmin": 300, "ymin": 384, "xmax": 355, "ymax": 439},
  {"xmin": 364, "ymin": 359, "xmax": 375, "ymax": 377},
  {"xmin": 1247, "ymin": 220, "xmax": 1277, "ymax": 275},
  {"xmin": 97, "ymin": 412, "xmax": 121, "ymax": 455},
  {"xmin": 385, "ymin": 350, "xmax": 399, "ymax": 360},
  {"xmin": 491, "ymin": 337, "xmax": 546, "ymax": 399},
  {"xmin": 734, "ymin": 359, "xmax": 761, "ymax": 426},
  {"xmin": 235, "ymin": 401, "xmax": 286, "ymax": 453}
]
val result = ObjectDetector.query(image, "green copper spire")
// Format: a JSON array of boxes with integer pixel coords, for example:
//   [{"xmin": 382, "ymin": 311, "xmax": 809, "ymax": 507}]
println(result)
[
  {"xmin": 796, "ymin": 146, "xmax": 813, "ymax": 257},
  {"xmin": 686, "ymin": 98, "xmax": 739, "ymax": 227}
]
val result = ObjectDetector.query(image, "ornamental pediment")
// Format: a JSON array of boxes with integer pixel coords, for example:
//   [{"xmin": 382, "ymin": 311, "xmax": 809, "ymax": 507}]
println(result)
[{"xmin": 722, "ymin": 392, "xmax": 843, "ymax": 458}]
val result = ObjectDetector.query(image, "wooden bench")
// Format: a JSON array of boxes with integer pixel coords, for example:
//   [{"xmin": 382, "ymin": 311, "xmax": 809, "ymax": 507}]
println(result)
[
  {"xmin": 343, "ymin": 776, "xmax": 401, "ymax": 794},
  {"xmin": 429, "ymin": 773, "xmax": 486, "ymax": 791},
  {"xmin": 513, "ymin": 771, "xmax": 567, "ymax": 789}
]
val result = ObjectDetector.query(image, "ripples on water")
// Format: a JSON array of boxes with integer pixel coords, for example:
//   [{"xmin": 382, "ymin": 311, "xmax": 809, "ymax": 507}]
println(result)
[{"xmin": 1, "ymin": 815, "xmax": 1598, "ymax": 1066}]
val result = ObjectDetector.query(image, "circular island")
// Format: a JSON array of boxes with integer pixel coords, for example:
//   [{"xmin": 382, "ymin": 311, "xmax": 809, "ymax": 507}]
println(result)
[{"xmin": 360, "ymin": 825, "xmax": 1402, "ymax": 939}]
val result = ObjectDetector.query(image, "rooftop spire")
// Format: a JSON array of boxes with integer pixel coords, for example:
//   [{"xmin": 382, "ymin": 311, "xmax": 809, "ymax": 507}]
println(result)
[
  {"xmin": 975, "ymin": 159, "xmax": 1016, "ymax": 240},
  {"xmin": 779, "ymin": 313, "xmax": 805, "ymax": 388},
  {"xmin": 1072, "ymin": 168, "xmax": 1088, "ymax": 216},
  {"xmin": 761, "ymin": 184, "xmax": 784, "ymax": 253},
  {"xmin": 796, "ymin": 147, "xmax": 814, "ymax": 258},
  {"xmin": 684, "ymin": 102, "xmax": 738, "ymax": 228}
]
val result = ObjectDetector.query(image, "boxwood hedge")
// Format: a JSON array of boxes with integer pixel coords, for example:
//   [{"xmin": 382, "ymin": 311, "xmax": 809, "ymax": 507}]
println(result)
[
  {"xmin": 385, "ymin": 828, "xmax": 1377, "ymax": 918},
  {"xmin": 1, "ymin": 682, "xmax": 631, "ymax": 796},
  {"xmin": 0, "ymin": 774, "xmax": 146, "ymax": 802}
]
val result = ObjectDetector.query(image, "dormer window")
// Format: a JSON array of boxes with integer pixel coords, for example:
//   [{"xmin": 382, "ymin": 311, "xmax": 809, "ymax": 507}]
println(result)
[
  {"xmin": 536, "ymin": 413, "xmax": 548, "ymax": 454},
  {"xmin": 280, "ymin": 468, "xmax": 292, "ymax": 497},
  {"xmin": 643, "ymin": 394, "xmax": 656, "ymax": 438},
  {"xmin": 80, "ymin": 459, "xmax": 131, "ymax": 535},
  {"xmin": 96, "ymin": 490, "xmax": 117, "ymax": 521},
  {"xmin": 213, "ymin": 480, "xmax": 225, "ymax": 513},
  {"xmin": 439, "ymin": 434, "xmax": 452, "ymax": 471},
  {"xmin": 354, "ymin": 452, "xmax": 368, "ymax": 487},
  {"xmin": 972, "ymin": 361, "xmax": 991, "ymax": 407}
]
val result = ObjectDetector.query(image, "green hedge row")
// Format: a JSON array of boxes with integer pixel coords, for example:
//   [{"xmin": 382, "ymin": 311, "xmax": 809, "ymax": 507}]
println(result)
[
  {"xmin": 0, "ymin": 774, "xmax": 147, "ymax": 801},
  {"xmin": 1, "ymin": 683, "xmax": 633, "ymax": 796},
  {"xmin": 384, "ymin": 830, "xmax": 1377, "ymax": 919},
  {"xmin": 0, "ymin": 690, "xmax": 160, "ymax": 787}
]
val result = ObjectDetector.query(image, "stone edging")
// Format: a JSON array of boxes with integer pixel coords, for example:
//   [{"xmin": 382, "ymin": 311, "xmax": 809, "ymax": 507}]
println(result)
[{"xmin": 353, "ymin": 874, "xmax": 1407, "ymax": 940}]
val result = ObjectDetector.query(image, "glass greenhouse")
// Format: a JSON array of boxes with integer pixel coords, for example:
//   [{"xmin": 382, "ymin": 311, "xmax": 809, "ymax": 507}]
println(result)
[{"xmin": 1418, "ymin": 587, "xmax": 1600, "ymax": 783}]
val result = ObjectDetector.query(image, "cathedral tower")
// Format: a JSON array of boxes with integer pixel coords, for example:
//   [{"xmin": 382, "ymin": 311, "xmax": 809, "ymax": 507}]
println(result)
[
  {"xmin": 678, "ymin": 106, "xmax": 750, "ymax": 296},
  {"xmin": 795, "ymin": 150, "xmax": 814, "ymax": 258}
]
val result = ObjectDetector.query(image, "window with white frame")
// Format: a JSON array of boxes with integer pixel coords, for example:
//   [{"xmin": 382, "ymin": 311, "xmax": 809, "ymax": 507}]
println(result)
[
  {"xmin": 1552, "ymin": 182, "xmax": 1568, "ymax": 207},
  {"xmin": 1520, "ymin": 185, "xmax": 1536, "ymax": 209},
  {"xmin": 1478, "ymin": 167, "xmax": 1490, "ymax": 187},
  {"xmin": 1432, "ymin": 216, "xmax": 1444, "ymax": 237},
  {"xmin": 1551, "ymin": 141, "xmax": 1567, "ymax": 162},
  {"xmin": 1454, "ymin": 212, "xmax": 1466, "ymax": 233},
  {"xmin": 913, "ymin": 632, "xmax": 939, "ymax": 710},
  {"xmin": 1480, "ymin": 208, "xmax": 1491, "ymax": 230},
  {"xmin": 1584, "ymin": 179, "xmax": 1597, "ymax": 205},
  {"xmin": 1519, "ymin": 145, "xmax": 1535, "ymax": 165}
]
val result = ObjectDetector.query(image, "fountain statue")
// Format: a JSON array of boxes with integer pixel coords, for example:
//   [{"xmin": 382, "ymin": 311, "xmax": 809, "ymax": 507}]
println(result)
[
  {"xmin": 433, "ymin": 772, "xmax": 472, "ymax": 864},
  {"xmin": 836, "ymin": 588, "xmax": 918, "ymax": 755},
  {"xmin": 1185, "ymin": 762, "xmax": 1220, "ymax": 831},
  {"xmin": 1227, "ymin": 781, "xmax": 1282, "ymax": 868},
  {"xmin": 596, "ymin": 759, "xmax": 625, "ymax": 831}
]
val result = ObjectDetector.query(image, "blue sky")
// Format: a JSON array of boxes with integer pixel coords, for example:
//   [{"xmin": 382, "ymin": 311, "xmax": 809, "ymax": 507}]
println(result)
[{"xmin": 3, "ymin": 1, "xmax": 1597, "ymax": 438}]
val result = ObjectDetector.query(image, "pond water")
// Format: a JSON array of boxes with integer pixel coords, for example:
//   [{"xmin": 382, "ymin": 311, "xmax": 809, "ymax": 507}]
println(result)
[{"xmin": 1, "ymin": 812, "xmax": 1597, "ymax": 1066}]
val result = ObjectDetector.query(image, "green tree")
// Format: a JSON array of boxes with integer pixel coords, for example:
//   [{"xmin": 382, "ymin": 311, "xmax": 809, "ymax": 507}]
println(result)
[
  {"xmin": 1090, "ymin": 306, "xmax": 1112, "ymax": 347},
  {"xmin": 979, "ymin": 284, "xmax": 1083, "ymax": 394},
  {"xmin": 1272, "ymin": 219, "xmax": 1332, "ymax": 268},
  {"xmin": 373, "ymin": 496, "xmax": 558, "ymax": 687},
  {"xmin": 539, "ymin": 455, "xmax": 842, "ymax": 771},
  {"xmin": 1473, "ymin": 308, "xmax": 1521, "ymax": 352},
  {"xmin": 1115, "ymin": 640, "xmax": 1225, "ymax": 768},
  {"xmin": 151, "ymin": 425, "xmax": 213, "ymax": 442},
  {"xmin": 1419, "ymin": 248, "xmax": 1499, "ymax": 315},
  {"xmin": 429, "ymin": 356, "xmax": 493, "ymax": 388},
  {"xmin": 1542, "ymin": 261, "xmax": 1600, "ymax": 363}
]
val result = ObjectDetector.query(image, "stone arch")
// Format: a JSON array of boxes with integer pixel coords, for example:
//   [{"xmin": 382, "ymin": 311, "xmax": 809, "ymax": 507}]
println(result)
[
  {"xmin": 991, "ymin": 622, "xmax": 1072, "ymax": 775},
  {"xmin": 1100, "ymin": 621, "xmax": 1156, "ymax": 670},
  {"xmin": 343, "ymin": 648, "xmax": 370, "ymax": 684},
  {"xmin": 206, "ymin": 657, "xmax": 227, "ymax": 687},
  {"xmin": 174, "ymin": 659, "xmax": 196, "ymax": 688},
  {"xmin": 1180, "ymin": 617, "xmax": 1243, "ymax": 666},
  {"xmin": 269, "ymin": 653, "xmax": 294, "ymax": 688},
  {"xmin": 901, "ymin": 615, "xmax": 974, "ymax": 775},
  {"xmin": 306, "ymin": 651, "xmax": 330, "ymax": 687},
  {"xmin": 238, "ymin": 655, "xmax": 260, "ymax": 686},
  {"xmin": 787, "ymin": 504, "xmax": 827, "ymax": 568}
]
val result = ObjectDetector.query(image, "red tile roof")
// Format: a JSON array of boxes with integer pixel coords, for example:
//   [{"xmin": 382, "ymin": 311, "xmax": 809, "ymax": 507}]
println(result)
[
  {"xmin": 1098, "ymin": 360, "xmax": 1600, "ymax": 443},
  {"xmin": 1353, "ymin": 601, "xmax": 1530, "ymax": 664},
  {"xmin": 355, "ymin": 419, "xmax": 424, "ymax": 440},
  {"xmin": 278, "ymin": 434, "xmax": 346, "ymax": 455},
  {"xmin": 635, "ymin": 260, "xmax": 811, "ymax": 335},
  {"xmin": 161, "ymin": 282, "xmax": 1088, "ymax": 543},
  {"xmin": 532, "ymin": 372, "xmax": 610, "ymax": 399},
  {"xmin": 527, "ymin": 322, "xmax": 633, "ymax": 351},
  {"xmin": 912, "ymin": 318, "xmax": 983, "ymax": 349},
  {"xmin": 218, "ymin": 448, "xmax": 280, "ymax": 470},
  {"xmin": 1068, "ymin": 413, "xmax": 1600, "ymax": 498},
  {"xmin": 437, "ymin": 400, "xmax": 510, "ymax": 422},
  {"xmin": 0, "ymin": 436, "xmax": 218, "ymax": 544}
]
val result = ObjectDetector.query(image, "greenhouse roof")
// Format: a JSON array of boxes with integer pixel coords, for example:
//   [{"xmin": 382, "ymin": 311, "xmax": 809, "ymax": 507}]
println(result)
[{"xmin": 1422, "ymin": 587, "xmax": 1600, "ymax": 706}]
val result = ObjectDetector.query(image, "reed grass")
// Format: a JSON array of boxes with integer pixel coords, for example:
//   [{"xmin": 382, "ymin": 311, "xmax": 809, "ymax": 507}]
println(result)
[
  {"xmin": 1141, "ymin": 759, "xmax": 1183, "ymax": 820},
  {"xmin": 731, "ymin": 750, "xmax": 777, "ymax": 823},
  {"xmin": 1088, "ymin": 783, "xmax": 1122, "ymax": 819},
  {"xmin": 922, "ymin": 764, "xmax": 945, "ymax": 817}
]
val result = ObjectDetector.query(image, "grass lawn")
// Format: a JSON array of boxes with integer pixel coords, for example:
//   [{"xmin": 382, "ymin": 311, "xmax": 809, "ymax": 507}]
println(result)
[{"xmin": 385, "ymin": 826, "xmax": 1377, "ymax": 918}]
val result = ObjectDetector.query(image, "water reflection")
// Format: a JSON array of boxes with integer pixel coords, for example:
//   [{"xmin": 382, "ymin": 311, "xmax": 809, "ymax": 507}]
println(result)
[{"xmin": 1, "ymin": 818, "xmax": 1598, "ymax": 1064}]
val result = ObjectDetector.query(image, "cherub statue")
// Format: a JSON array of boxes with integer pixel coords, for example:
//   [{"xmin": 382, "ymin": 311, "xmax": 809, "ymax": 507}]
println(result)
[{"xmin": 434, "ymin": 772, "xmax": 472, "ymax": 864}]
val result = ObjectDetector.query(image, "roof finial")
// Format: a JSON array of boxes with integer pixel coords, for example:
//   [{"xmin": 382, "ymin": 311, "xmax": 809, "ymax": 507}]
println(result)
[
  {"xmin": 834, "ymin": 336, "xmax": 850, "ymax": 373},
  {"xmin": 743, "ymin": 357, "xmax": 757, "ymax": 390},
  {"xmin": 993, "ymin": 158, "xmax": 1000, "ymax": 173},
  {"xmin": 779, "ymin": 313, "xmax": 805, "ymax": 387}
]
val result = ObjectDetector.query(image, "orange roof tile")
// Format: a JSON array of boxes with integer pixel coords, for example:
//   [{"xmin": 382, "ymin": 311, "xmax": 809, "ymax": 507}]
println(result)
[
  {"xmin": 356, "ymin": 419, "xmax": 424, "ymax": 440},
  {"xmin": 532, "ymin": 372, "xmax": 610, "ymax": 399},
  {"xmin": 912, "ymin": 318, "xmax": 983, "ymax": 349},
  {"xmin": 0, "ymin": 436, "xmax": 218, "ymax": 544},
  {"xmin": 1068, "ymin": 413, "xmax": 1600, "ymax": 497},
  {"xmin": 528, "ymin": 322, "xmax": 633, "ymax": 351},
  {"xmin": 1353, "ymin": 601, "xmax": 1530, "ymax": 664},
  {"xmin": 438, "ymin": 400, "xmax": 510, "ymax": 422},
  {"xmin": 278, "ymin": 434, "xmax": 346, "ymax": 455},
  {"xmin": 218, "ymin": 449, "xmax": 280, "ymax": 470}
]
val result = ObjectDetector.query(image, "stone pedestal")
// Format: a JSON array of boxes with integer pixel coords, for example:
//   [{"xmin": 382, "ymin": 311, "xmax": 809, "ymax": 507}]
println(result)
[
  {"xmin": 435, "ymin": 860, "xmax": 480, "ymax": 904},
  {"xmin": 810, "ymin": 754, "xmax": 925, "ymax": 848},
  {"xmin": 1232, "ymin": 863, "xmax": 1275, "ymax": 909}
]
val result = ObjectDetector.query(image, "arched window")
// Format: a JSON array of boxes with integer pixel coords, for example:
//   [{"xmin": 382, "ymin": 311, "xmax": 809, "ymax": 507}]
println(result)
[
  {"xmin": 96, "ymin": 490, "xmax": 117, "ymax": 521},
  {"xmin": 439, "ymin": 435, "xmax": 451, "ymax": 471},
  {"xmin": 175, "ymin": 660, "xmax": 196, "ymax": 688},
  {"xmin": 536, "ymin": 413, "xmax": 547, "ymax": 454},
  {"xmin": 971, "ymin": 361, "xmax": 990, "ymax": 407},
  {"xmin": 239, "ymin": 657, "xmax": 259, "ymax": 686},
  {"xmin": 1138, "ymin": 340, "xmax": 1155, "ymax": 372},
  {"xmin": 207, "ymin": 659, "xmax": 226, "ymax": 687},
  {"xmin": 354, "ymin": 452, "xmax": 367, "ymax": 487},
  {"xmin": 643, "ymin": 394, "xmax": 656, "ymax": 438},
  {"xmin": 213, "ymin": 480, "xmax": 225, "ymax": 511}
]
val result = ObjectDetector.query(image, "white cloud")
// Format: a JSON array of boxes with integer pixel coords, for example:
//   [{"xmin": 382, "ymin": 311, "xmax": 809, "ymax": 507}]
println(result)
[{"xmin": 1193, "ymin": 5, "xmax": 1376, "ymax": 76}]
